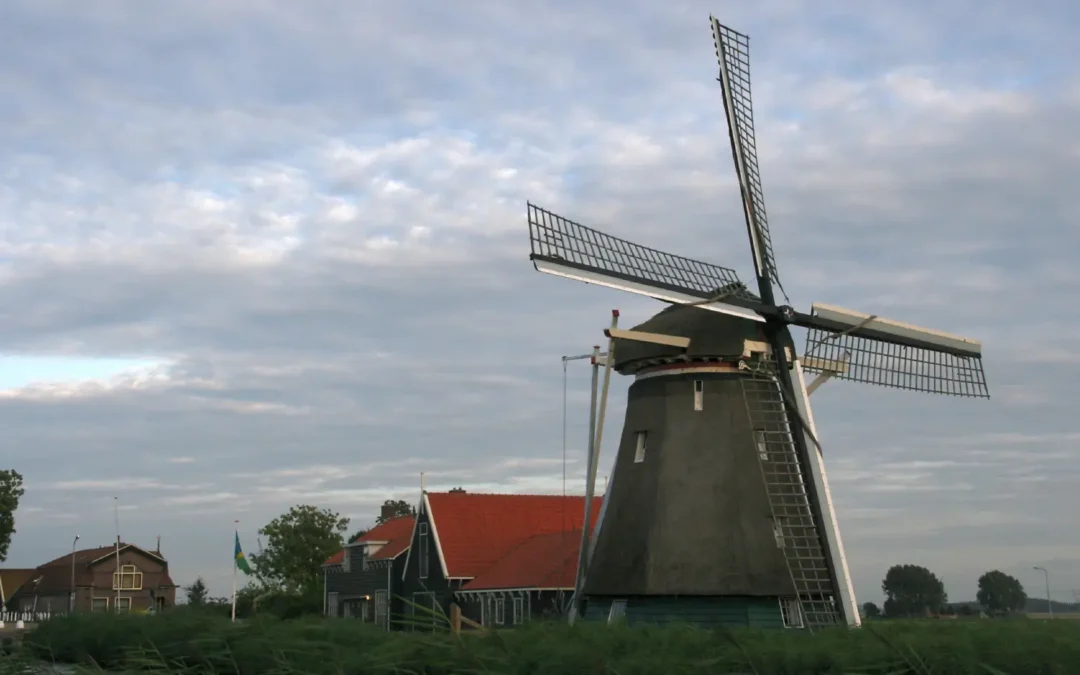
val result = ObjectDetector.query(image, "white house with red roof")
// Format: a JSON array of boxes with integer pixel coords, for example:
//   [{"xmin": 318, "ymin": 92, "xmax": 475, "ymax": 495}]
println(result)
[{"xmin": 397, "ymin": 490, "xmax": 602, "ymax": 629}]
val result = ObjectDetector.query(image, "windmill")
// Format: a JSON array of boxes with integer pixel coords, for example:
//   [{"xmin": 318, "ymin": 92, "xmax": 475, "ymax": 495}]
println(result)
[{"xmin": 525, "ymin": 17, "xmax": 990, "ymax": 632}]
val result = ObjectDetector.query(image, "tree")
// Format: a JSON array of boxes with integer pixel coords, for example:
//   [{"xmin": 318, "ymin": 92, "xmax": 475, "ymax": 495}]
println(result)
[
  {"xmin": 0, "ymin": 470, "xmax": 25, "ymax": 563},
  {"xmin": 348, "ymin": 528, "xmax": 369, "ymax": 543},
  {"xmin": 977, "ymin": 570, "xmax": 1027, "ymax": 615},
  {"xmin": 881, "ymin": 564, "xmax": 947, "ymax": 618},
  {"xmin": 449, "ymin": 487, "xmax": 466, "ymax": 493},
  {"xmin": 862, "ymin": 601, "xmax": 881, "ymax": 619},
  {"xmin": 251, "ymin": 505, "xmax": 349, "ymax": 594},
  {"xmin": 184, "ymin": 578, "xmax": 209, "ymax": 606},
  {"xmin": 375, "ymin": 499, "xmax": 415, "ymax": 524}
]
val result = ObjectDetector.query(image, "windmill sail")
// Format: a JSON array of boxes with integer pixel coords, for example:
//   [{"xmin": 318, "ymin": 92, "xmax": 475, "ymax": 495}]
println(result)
[
  {"xmin": 711, "ymin": 18, "xmax": 780, "ymax": 290},
  {"xmin": 528, "ymin": 203, "xmax": 764, "ymax": 323}
]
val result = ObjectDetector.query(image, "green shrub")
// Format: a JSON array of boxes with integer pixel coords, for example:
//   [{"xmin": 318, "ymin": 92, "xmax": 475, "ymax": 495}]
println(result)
[{"xmin": 9, "ymin": 612, "xmax": 1080, "ymax": 674}]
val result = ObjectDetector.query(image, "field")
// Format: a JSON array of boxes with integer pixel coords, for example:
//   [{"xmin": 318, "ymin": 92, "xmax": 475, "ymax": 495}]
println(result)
[{"xmin": 2, "ymin": 611, "xmax": 1080, "ymax": 674}]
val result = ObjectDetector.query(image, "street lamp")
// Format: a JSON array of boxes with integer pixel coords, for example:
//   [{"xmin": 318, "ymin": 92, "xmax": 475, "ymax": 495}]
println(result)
[
  {"xmin": 1033, "ymin": 566, "xmax": 1052, "ymax": 619},
  {"xmin": 69, "ymin": 535, "xmax": 80, "ymax": 614}
]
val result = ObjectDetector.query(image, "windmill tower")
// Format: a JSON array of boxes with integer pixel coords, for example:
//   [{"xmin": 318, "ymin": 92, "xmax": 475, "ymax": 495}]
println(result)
[{"xmin": 525, "ymin": 17, "xmax": 990, "ymax": 632}]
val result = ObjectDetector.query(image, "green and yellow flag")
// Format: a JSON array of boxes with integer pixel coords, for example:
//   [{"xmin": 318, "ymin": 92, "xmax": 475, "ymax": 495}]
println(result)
[{"xmin": 234, "ymin": 531, "xmax": 254, "ymax": 575}]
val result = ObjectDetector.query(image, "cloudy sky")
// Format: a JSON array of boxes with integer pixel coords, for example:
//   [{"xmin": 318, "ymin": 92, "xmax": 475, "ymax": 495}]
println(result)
[{"xmin": 1, "ymin": 0, "xmax": 1078, "ymax": 606}]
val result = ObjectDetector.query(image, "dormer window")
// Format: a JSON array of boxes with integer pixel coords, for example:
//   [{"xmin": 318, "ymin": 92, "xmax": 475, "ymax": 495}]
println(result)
[{"xmin": 113, "ymin": 565, "xmax": 143, "ymax": 591}]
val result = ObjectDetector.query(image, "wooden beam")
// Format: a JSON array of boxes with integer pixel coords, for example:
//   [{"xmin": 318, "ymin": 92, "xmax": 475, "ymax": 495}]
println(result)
[
  {"xmin": 604, "ymin": 328, "xmax": 690, "ymax": 349},
  {"xmin": 801, "ymin": 355, "xmax": 849, "ymax": 375},
  {"xmin": 741, "ymin": 339, "xmax": 793, "ymax": 362}
]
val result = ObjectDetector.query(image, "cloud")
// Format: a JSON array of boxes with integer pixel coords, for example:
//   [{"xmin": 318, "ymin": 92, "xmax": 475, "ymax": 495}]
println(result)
[{"xmin": 1, "ymin": 0, "xmax": 1078, "ymax": 605}]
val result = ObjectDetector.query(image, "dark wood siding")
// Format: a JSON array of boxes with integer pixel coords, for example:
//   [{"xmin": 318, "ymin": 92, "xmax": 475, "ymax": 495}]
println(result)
[{"xmin": 399, "ymin": 503, "xmax": 461, "ymax": 631}]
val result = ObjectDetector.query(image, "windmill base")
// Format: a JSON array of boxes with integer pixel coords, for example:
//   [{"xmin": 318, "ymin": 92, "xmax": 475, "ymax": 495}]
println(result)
[{"xmin": 580, "ymin": 594, "xmax": 808, "ymax": 630}]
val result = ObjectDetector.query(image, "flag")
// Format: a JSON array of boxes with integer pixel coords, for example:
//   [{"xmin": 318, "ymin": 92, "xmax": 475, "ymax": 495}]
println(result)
[{"xmin": 234, "ymin": 532, "xmax": 254, "ymax": 575}]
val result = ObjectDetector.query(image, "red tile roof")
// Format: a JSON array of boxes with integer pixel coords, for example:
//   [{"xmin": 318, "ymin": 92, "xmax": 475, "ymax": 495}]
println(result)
[
  {"xmin": 463, "ymin": 530, "xmax": 582, "ymax": 591},
  {"xmin": 425, "ymin": 492, "xmax": 602, "ymax": 579},
  {"xmin": 322, "ymin": 515, "xmax": 415, "ymax": 567}
]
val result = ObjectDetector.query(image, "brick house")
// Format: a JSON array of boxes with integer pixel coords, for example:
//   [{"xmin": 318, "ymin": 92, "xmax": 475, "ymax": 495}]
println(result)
[{"xmin": 6, "ymin": 542, "xmax": 177, "ymax": 614}]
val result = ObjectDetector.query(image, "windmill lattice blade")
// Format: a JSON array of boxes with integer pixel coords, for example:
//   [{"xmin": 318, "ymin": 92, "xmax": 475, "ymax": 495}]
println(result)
[
  {"xmin": 527, "ymin": 202, "xmax": 756, "ymax": 303},
  {"xmin": 803, "ymin": 328, "xmax": 990, "ymax": 398},
  {"xmin": 711, "ymin": 19, "xmax": 781, "ymax": 289}
]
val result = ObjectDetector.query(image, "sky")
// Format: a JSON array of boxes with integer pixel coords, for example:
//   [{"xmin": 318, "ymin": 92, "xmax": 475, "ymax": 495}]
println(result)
[{"xmin": 1, "ymin": 0, "xmax": 1078, "ymax": 607}]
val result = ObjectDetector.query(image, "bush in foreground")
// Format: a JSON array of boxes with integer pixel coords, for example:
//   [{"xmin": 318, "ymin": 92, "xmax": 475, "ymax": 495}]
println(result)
[{"xmin": 11, "ymin": 610, "xmax": 1080, "ymax": 674}]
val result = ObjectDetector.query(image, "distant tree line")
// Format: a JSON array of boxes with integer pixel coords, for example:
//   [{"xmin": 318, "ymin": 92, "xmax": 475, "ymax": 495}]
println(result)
[{"xmin": 861, "ymin": 564, "xmax": 1029, "ymax": 620}]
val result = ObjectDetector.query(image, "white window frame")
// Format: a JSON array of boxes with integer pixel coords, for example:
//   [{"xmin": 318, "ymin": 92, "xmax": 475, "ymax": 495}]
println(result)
[
  {"xmin": 91, "ymin": 597, "xmax": 109, "ymax": 612},
  {"xmin": 780, "ymin": 597, "xmax": 804, "ymax": 628},
  {"xmin": 608, "ymin": 599, "xmax": 627, "ymax": 623},
  {"xmin": 755, "ymin": 429, "xmax": 768, "ymax": 462},
  {"xmin": 693, "ymin": 379, "xmax": 704, "ymax": 411},
  {"xmin": 634, "ymin": 431, "xmax": 647, "ymax": 464},
  {"xmin": 418, "ymin": 522, "xmax": 430, "ymax": 579},
  {"xmin": 113, "ymin": 565, "xmax": 143, "ymax": 591},
  {"xmin": 327, "ymin": 591, "xmax": 340, "ymax": 617},
  {"xmin": 114, "ymin": 597, "xmax": 132, "ymax": 613},
  {"xmin": 512, "ymin": 596, "xmax": 524, "ymax": 625},
  {"xmin": 495, "ymin": 597, "xmax": 505, "ymax": 624},
  {"xmin": 374, "ymin": 590, "xmax": 388, "ymax": 628}
]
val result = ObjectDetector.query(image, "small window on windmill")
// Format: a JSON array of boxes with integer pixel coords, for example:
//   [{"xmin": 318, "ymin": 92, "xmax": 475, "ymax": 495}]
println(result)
[
  {"xmin": 608, "ymin": 599, "xmax": 627, "ymax": 623},
  {"xmin": 780, "ymin": 598, "xmax": 804, "ymax": 628},
  {"xmin": 634, "ymin": 431, "xmax": 648, "ymax": 463},
  {"xmin": 773, "ymin": 518, "xmax": 785, "ymax": 549},
  {"xmin": 693, "ymin": 379, "xmax": 704, "ymax": 411},
  {"xmin": 755, "ymin": 429, "xmax": 769, "ymax": 462}
]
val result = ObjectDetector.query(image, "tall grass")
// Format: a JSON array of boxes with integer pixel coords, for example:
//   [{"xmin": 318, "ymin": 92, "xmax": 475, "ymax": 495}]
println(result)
[{"xmin": 4, "ymin": 611, "xmax": 1080, "ymax": 674}]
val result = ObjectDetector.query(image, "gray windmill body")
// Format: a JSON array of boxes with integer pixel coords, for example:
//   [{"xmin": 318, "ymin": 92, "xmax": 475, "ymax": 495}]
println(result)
[{"xmin": 526, "ymin": 17, "xmax": 989, "ymax": 631}]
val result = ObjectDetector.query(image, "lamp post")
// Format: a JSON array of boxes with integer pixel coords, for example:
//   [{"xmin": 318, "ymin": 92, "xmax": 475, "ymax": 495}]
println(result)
[
  {"xmin": 69, "ymin": 535, "xmax": 80, "ymax": 614},
  {"xmin": 1033, "ymin": 566, "xmax": 1052, "ymax": 619}
]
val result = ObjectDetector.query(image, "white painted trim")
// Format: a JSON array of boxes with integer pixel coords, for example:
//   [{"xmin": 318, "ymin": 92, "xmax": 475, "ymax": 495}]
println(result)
[
  {"xmin": 811, "ymin": 303, "xmax": 981, "ymax": 355},
  {"xmin": 635, "ymin": 364, "xmax": 741, "ymax": 381},
  {"xmin": 606, "ymin": 328, "xmax": 691, "ymax": 349},
  {"xmin": 791, "ymin": 360, "xmax": 861, "ymax": 627},
  {"xmin": 533, "ymin": 259, "xmax": 764, "ymax": 323}
]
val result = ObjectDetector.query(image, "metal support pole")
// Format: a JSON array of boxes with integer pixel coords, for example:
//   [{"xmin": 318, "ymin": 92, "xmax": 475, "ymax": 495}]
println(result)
[
  {"xmin": 569, "ymin": 345, "xmax": 602, "ymax": 624},
  {"xmin": 1034, "ymin": 566, "xmax": 1052, "ymax": 618},
  {"xmin": 69, "ymin": 535, "xmax": 80, "ymax": 614}
]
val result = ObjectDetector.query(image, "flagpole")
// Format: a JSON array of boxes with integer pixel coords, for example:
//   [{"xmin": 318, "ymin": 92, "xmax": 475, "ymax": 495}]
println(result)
[
  {"xmin": 114, "ymin": 497, "xmax": 121, "ymax": 612},
  {"xmin": 231, "ymin": 520, "xmax": 238, "ymax": 623}
]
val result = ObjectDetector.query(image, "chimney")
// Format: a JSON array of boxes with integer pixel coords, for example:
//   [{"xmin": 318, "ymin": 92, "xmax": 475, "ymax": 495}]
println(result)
[{"xmin": 380, "ymin": 503, "xmax": 396, "ymax": 522}]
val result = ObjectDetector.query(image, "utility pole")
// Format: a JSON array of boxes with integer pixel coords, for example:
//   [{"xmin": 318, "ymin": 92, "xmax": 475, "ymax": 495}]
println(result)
[{"xmin": 1033, "ymin": 566, "xmax": 1052, "ymax": 619}]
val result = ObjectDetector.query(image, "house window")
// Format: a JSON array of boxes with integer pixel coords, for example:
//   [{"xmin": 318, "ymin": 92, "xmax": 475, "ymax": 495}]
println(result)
[
  {"xmin": 327, "ymin": 592, "xmax": 340, "ymax": 617},
  {"xmin": 374, "ymin": 590, "xmax": 388, "ymax": 629},
  {"xmin": 780, "ymin": 598, "xmax": 804, "ymax": 628},
  {"xmin": 342, "ymin": 547, "xmax": 351, "ymax": 573},
  {"xmin": 113, "ymin": 565, "xmax": 143, "ymax": 591},
  {"xmin": 755, "ymin": 429, "xmax": 769, "ymax": 462},
  {"xmin": 693, "ymin": 379, "xmax": 704, "ymax": 411},
  {"xmin": 773, "ymin": 518, "xmax": 785, "ymax": 549},
  {"xmin": 634, "ymin": 431, "xmax": 647, "ymax": 464},
  {"xmin": 91, "ymin": 597, "xmax": 109, "ymax": 612},
  {"xmin": 418, "ymin": 522, "xmax": 430, "ymax": 579},
  {"xmin": 495, "ymin": 597, "xmax": 505, "ymax": 624},
  {"xmin": 115, "ymin": 597, "xmax": 132, "ymax": 613},
  {"xmin": 608, "ymin": 599, "xmax": 627, "ymax": 623},
  {"xmin": 512, "ymin": 596, "xmax": 524, "ymax": 625}
]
